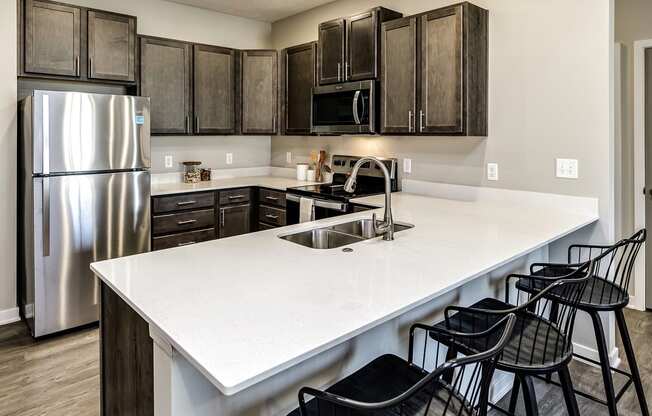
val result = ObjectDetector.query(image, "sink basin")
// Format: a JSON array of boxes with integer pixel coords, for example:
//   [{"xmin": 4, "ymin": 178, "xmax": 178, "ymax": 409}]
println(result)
[
  {"xmin": 279, "ymin": 218, "xmax": 414, "ymax": 249},
  {"xmin": 279, "ymin": 228, "xmax": 364, "ymax": 249},
  {"xmin": 331, "ymin": 219, "xmax": 414, "ymax": 239}
]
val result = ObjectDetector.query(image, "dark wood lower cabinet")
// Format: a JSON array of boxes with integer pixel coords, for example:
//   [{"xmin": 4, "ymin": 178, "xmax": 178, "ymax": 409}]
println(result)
[
  {"xmin": 219, "ymin": 204, "xmax": 251, "ymax": 238},
  {"xmin": 101, "ymin": 283, "xmax": 153, "ymax": 416}
]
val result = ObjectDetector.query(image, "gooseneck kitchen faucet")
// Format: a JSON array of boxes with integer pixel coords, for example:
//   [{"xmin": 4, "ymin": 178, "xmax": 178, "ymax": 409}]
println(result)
[{"xmin": 344, "ymin": 156, "xmax": 395, "ymax": 241}]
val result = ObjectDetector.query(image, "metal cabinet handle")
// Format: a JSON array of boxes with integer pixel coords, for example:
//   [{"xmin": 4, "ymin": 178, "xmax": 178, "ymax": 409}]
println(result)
[
  {"xmin": 220, "ymin": 208, "xmax": 225, "ymax": 227},
  {"xmin": 265, "ymin": 214, "xmax": 279, "ymax": 220},
  {"xmin": 89, "ymin": 57, "xmax": 93, "ymax": 77},
  {"xmin": 265, "ymin": 196, "xmax": 279, "ymax": 201},
  {"xmin": 345, "ymin": 62, "xmax": 349, "ymax": 81},
  {"xmin": 408, "ymin": 110, "xmax": 413, "ymax": 132},
  {"xmin": 177, "ymin": 241, "xmax": 196, "ymax": 247},
  {"xmin": 185, "ymin": 116, "xmax": 190, "ymax": 134},
  {"xmin": 228, "ymin": 195, "xmax": 245, "ymax": 199},
  {"xmin": 195, "ymin": 116, "xmax": 199, "ymax": 132},
  {"xmin": 176, "ymin": 200, "xmax": 197, "ymax": 206},
  {"xmin": 419, "ymin": 110, "xmax": 424, "ymax": 132},
  {"xmin": 337, "ymin": 63, "xmax": 341, "ymax": 81},
  {"xmin": 273, "ymin": 116, "xmax": 276, "ymax": 133},
  {"xmin": 75, "ymin": 56, "xmax": 80, "ymax": 76},
  {"xmin": 177, "ymin": 219, "xmax": 197, "ymax": 225}
]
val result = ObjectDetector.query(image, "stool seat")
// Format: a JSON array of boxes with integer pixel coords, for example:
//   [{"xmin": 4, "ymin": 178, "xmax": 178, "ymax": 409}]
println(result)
[
  {"xmin": 434, "ymin": 298, "xmax": 571, "ymax": 374},
  {"xmin": 526, "ymin": 267, "xmax": 629, "ymax": 311}
]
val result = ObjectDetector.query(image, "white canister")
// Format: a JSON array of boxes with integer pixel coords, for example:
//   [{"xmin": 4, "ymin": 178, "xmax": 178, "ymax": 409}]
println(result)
[
  {"xmin": 296, "ymin": 163, "xmax": 309, "ymax": 181},
  {"xmin": 306, "ymin": 169, "xmax": 316, "ymax": 182}
]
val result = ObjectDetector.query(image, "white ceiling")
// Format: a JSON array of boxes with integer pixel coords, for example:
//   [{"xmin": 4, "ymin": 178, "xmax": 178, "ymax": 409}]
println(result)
[{"xmin": 167, "ymin": 0, "xmax": 335, "ymax": 22}]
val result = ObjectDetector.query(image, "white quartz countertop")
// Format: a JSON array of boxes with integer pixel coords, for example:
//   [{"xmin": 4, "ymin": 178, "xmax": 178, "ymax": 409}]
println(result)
[
  {"xmin": 91, "ymin": 189, "xmax": 599, "ymax": 396},
  {"xmin": 151, "ymin": 176, "xmax": 322, "ymax": 196}
]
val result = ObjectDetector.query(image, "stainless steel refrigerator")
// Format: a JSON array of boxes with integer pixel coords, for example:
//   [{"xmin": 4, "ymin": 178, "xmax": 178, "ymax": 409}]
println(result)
[{"xmin": 19, "ymin": 91, "xmax": 151, "ymax": 337}]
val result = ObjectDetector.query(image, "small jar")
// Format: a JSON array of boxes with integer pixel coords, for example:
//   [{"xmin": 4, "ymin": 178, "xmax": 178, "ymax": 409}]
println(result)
[
  {"xmin": 200, "ymin": 168, "xmax": 212, "ymax": 182},
  {"xmin": 182, "ymin": 161, "xmax": 202, "ymax": 184}
]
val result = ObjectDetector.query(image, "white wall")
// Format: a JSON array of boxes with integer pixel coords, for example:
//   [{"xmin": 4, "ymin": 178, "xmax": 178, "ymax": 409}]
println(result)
[{"xmin": 0, "ymin": 0, "xmax": 273, "ymax": 315}]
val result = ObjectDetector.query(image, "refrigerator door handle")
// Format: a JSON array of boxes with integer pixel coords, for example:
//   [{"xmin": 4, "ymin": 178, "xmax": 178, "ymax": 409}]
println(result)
[
  {"xmin": 42, "ymin": 94, "xmax": 50, "ymax": 175},
  {"xmin": 42, "ymin": 177, "xmax": 50, "ymax": 257}
]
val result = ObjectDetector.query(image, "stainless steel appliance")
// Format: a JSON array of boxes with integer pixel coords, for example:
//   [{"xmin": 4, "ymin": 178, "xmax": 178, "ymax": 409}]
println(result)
[
  {"xmin": 18, "ymin": 91, "xmax": 151, "ymax": 337},
  {"xmin": 311, "ymin": 81, "xmax": 377, "ymax": 134},
  {"xmin": 286, "ymin": 155, "xmax": 399, "ymax": 224}
]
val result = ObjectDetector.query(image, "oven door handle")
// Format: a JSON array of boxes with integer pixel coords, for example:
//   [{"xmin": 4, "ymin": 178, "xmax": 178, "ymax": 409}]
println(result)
[
  {"xmin": 286, "ymin": 193, "xmax": 348, "ymax": 212},
  {"xmin": 352, "ymin": 90, "xmax": 361, "ymax": 125}
]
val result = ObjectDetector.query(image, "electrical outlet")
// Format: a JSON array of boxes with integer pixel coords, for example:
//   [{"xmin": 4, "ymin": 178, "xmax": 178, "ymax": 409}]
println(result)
[
  {"xmin": 487, "ymin": 163, "xmax": 499, "ymax": 181},
  {"xmin": 226, "ymin": 153, "xmax": 233, "ymax": 165},
  {"xmin": 286, "ymin": 152, "xmax": 292, "ymax": 164},
  {"xmin": 556, "ymin": 158, "xmax": 579, "ymax": 179},
  {"xmin": 403, "ymin": 158, "xmax": 412, "ymax": 174},
  {"xmin": 164, "ymin": 155, "xmax": 173, "ymax": 169}
]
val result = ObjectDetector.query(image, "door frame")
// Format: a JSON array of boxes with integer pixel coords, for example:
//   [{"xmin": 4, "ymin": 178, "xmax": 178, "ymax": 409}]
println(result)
[{"xmin": 633, "ymin": 39, "xmax": 652, "ymax": 311}]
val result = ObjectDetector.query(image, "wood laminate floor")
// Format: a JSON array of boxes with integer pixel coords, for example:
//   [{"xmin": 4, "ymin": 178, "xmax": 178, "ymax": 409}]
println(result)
[{"xmin": 0, "ymin": 310, "xmax": 650, "ymax": 415}]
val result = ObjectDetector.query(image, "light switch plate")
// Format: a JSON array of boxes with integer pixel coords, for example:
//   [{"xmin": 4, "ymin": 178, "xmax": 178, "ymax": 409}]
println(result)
[
  {"xmin": 403, "ymin": 158, "xmax": 412, "ymax": 174},
  {"xmin": 286, "ymin": 152, "xmax": 292, "ymax": 164},
  {"xmin": 556, "ymin": 158, "xmax": 579, "ymax": 179},
  {"xmin": 487, "ymin": 163, "xmax": 499, "ymax": 181},
  {"xmin": 226, "ymin": 153, "xmax": 233, "ymax": 165},
  {"xmin": 164, "ymin": 155, "xmax": 173, "ymax": 169}
]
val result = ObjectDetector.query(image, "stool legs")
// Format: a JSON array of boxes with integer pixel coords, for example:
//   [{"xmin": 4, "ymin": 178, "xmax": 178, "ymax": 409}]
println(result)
[
  {"xmin": 558, "ymin": 365, "xmax": 580, "ymax": 416},
  {"xmin": 615, "ymin": 309, "xmax": 650, "ymax": 416},
  {"xmin": 518, "ymin": 374, "xmax": 539, "ymax": 416},
  {"xmin": 508, "ymin": 377, "xmax": 521, "ymax": 414},
  {"xmin": 590, "ymin": 310, "xmax": 619, "ymax": 416}
]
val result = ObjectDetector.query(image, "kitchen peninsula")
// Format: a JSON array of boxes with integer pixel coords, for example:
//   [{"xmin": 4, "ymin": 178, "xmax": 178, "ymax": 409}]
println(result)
[{"xmin": 91, "ymin": 183, "xmax": 599, "ymax": 416}]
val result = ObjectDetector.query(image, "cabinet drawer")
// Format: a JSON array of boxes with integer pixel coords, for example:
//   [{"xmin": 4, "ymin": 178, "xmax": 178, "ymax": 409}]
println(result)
[
  {"xmin": 219, "ymin": 188, "xmax": 251, "ymax": 205},
  {"xmin": 152, "ymin": 228, "xmax": 216, "ymax": 250},
  {"xmin": 153, "ymin": 192, "xmax": 215, "ymax": 214},
  {"xmin": 153, "ymin": 209, "xmax": 215, "ymax": 235},
  {"xmin": 258, "ymin": 188, "xmax": 286, "ymax": 208},
  {"xmin": 258, "ymin": 222, "xmax": 277, "ymax": 231},
  {"xmin": 258, "ymin": 205, "xmax": 286, "ymax": 227}
]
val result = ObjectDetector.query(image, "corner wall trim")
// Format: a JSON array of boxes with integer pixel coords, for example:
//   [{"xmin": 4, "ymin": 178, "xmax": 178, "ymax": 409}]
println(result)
[
  {"xmin": 0, "ymin": 307, "xmax": 20, "ymax": 326},
  {"xmin": 573, "ymin": 342, "xmax": 620, "ymax": 369}
]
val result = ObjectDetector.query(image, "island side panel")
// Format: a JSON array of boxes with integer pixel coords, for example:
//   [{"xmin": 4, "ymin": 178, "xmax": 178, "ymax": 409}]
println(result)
[{"xmin": 101, "ymin": 282, "xmax": 154, "ymax": 416}]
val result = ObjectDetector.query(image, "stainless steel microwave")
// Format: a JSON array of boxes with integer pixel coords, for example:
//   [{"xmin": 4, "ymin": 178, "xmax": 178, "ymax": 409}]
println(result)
[{"xmin": 311, "ymin": 80, "xmax": 376, "ymax": 135}]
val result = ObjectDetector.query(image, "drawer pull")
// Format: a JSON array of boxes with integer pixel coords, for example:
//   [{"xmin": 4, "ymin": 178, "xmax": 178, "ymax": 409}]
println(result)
[
  {"xmin": 228, "ymin": 195, "xmax": 246, "ymax": 199},
  {"xmin": 265, "ymin": 214, "xmax": 280, "ymax": 220},
  {"xmin": 177, "ymin": 200, "xmax": 197, "ymax": 206},
  {"xmin": 177, "ymin": 241, "xmax": 195, "ymax": 247},
  {"xmin": 265, "ymin": 196, "xmax": 279, "ymax": 201},
  {"xmin": 177, "ymin": 219, "xmax": 197, "ymax": 225}
]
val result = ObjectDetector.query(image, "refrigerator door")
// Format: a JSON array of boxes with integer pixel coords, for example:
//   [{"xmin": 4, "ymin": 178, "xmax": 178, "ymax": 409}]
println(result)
[
  {"xmin": 32, "ymin": 171, "xmax": 150, "ymax": 337},
  {"xmin": 32, "ymin": 90, "xmax": 151, "ymax": 174}
]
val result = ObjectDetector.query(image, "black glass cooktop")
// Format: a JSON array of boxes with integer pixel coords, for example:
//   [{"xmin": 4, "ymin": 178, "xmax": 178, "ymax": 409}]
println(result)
[{"xmin": 287, "ymin": 183, "xmax": 383, "ymax": 202}]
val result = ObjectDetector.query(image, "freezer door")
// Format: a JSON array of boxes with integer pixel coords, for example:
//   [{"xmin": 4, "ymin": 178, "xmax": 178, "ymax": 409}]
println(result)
[
  {"xmin": 32, "ymin": 90, "xmax": 151, "ymax": 174},
  {"xmin": 32, "ymin": 171, "xmax": 150, "ymax": 337}
]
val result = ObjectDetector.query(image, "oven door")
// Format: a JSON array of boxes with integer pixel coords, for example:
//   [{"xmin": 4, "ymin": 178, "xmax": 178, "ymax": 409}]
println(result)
[
  {"xmin": 286, "ymin": 194, "xmax": 349, "ymax": 225},
  {"xmin": 311, "ymin": 81, "xmax": 375, "ymax": 134}
]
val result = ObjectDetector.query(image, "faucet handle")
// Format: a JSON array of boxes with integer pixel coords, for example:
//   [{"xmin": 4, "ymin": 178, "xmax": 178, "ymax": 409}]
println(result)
[{"xmin": 372, "ymin": 213, "xmax": 387, "ymax": 235}]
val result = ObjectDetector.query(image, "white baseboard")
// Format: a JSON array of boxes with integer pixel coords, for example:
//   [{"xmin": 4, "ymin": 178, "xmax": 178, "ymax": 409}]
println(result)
[
  {"xmin": 573, "ymin": 342, "xmax": 620, "ymax": 369},
  {"xmin": 0, "ymin": 307, "xmax": 20, "ymax": 326},
  {"xmin": 627, "ymin": 295, "xmax": 646, "ymax": 311}
]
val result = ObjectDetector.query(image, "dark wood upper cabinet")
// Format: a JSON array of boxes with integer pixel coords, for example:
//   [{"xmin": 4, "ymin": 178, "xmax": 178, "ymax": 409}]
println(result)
[
  {"xmin": 139, "ymin": 36, "xmax": 192, "ymax": 135},
  {"xmin": 317, "ymin": 19, "xmax": 345, "ymax": 85},
  {"xmin": 219, "ymin": 204, "xmax": 251, "ymax": 238},
  {"xmin": 241, "ymin": 50, "xmax": 278, "ymax": 135},
  {"xmin": 380, "ymin": 17, "xmax": 417, "ymax": 134},
  {"xmin": 282, "ymin": 42, "xmax": 316, "ymax": 135},
  {"xmin": 87, "ymin": 11, "xmax": 136, "ymax": 82},
  {"xmin": 380, "ymin": 2, "xmax": 488, "ymax": 136},
  {"xmin": 24, "ymin": 0, "xmax": 81, "ymax": 77},
  {"xmin": 318, "ymin": 8, "xmax": 401, "ymax": 86},
  {"xmin": 193, "ymin": 44, "xmax": 237, "ymax": 135}
]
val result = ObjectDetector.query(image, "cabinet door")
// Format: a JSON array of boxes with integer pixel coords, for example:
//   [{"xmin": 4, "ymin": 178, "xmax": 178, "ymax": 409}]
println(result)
[
  {"xmin": 241, "ymin": 50, "xmax": 278, "ymax": 135},
  {"xmin": 380, "ymin": 17, "xmax": 417, "ymax": 134},
  {"xmin": 317, "ymin": 19, "xmax": 345, "ymax": 85},
  {"xmin": 419, "ymin": 7, "xmax": 463, "ymax": 134},
  {"xmin": 283, "ymin": 42, "xmax": 316, "ymax": 135},
  {"xmin": 194, "ymin": 45, "xmax": 236, "ymax": 135},
  {"xmin": 140, "ymin": 37, "xmax": 192, "ymax": 135},
  {"xmin": 88, "ymin": 11, "xmax": 136, "ymax": 82},
  {"xmin": 346, "ymin": 11, "xmax": 377, "ymax": 82},
  {"xmin": 24, "ymin": 0, "xmax": 81, "ymax": 77},
  {"xmin": 219, "ymin": 204, "xmax": 251, "ymax": 238}
]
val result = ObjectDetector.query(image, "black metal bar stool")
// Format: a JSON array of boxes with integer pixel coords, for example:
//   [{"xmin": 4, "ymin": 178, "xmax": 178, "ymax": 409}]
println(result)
[
  {"xmin": 430, "ymin": 261, "xmax": 595, "ymax": 416},
  {"xmin": 286, "ymin": 314, "xmax": 516, "ymax": 416},
  {"xmin": 525, "ymin": 229, "xmax": 648, "ymax": 416}
]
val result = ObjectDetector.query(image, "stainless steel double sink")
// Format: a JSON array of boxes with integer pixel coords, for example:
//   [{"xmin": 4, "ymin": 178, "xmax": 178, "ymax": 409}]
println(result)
[{"xmin": 279, "ymin": 219, "xmax": 414, "ymax": 249}]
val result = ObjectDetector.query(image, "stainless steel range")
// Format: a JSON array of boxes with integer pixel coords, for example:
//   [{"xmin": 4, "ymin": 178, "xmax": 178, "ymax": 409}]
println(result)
[{"xmin": 286, "ymin": 155, "xmax": 400, "ymax": 224}]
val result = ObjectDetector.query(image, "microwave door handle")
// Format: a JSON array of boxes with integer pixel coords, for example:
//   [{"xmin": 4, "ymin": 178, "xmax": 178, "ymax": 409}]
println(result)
[{"xmin": 352, "ymin": 90, "xmax": 361, "ymax": 124}]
